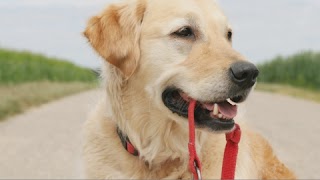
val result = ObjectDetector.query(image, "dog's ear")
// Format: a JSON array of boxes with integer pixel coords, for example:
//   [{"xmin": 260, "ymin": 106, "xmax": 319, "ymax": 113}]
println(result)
[{"xmin": 84, "ymin": 0, "xmax": 146, "ymax": 78}]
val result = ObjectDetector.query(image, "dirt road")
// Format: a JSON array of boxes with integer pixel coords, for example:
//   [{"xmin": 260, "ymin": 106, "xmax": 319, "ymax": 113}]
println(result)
[
  {"xmin": 0, "ymin": 90, "xmax": 319, "ymax": 178},
  {"xmin": 245, "ymin": 91, "xmax": 320, "ymax": 179},
  {"xmin": 0, "ymin": 90, "xmax": 101, "ymax": 179}
]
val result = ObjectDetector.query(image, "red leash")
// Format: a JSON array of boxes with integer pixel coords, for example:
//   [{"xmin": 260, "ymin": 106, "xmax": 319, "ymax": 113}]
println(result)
[
  {"xmin": 188, "ymin": 100, "xmax": 241, "ymax": 180},
  {"xmin": 222, "ymin": 124, "xmax": 241, "ymax": 180},
  {"xmin": 188, "ymin": 100, "xmax": 202, "ymax": 180}
]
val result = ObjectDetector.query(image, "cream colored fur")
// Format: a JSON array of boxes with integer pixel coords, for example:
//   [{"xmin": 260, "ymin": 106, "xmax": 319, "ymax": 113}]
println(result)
[{"xmin": 83, "ymin": 0, "xmax": 296, "ymax": 179}]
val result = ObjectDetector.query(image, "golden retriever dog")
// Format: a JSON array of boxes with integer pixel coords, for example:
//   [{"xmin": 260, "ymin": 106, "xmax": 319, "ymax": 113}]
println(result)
[{"xmin": 83, "ymin": 0, "xmax": 295, "ymax": 179}]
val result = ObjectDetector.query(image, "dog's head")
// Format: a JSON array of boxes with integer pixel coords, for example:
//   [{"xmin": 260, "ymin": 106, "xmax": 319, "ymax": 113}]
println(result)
[{"xmin": 84, "ymin": 0, "xmax": 259, "ymax": 133}]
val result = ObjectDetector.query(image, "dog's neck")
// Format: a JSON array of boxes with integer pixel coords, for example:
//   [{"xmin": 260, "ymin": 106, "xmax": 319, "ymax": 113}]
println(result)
[{"xmin": 103, "ymin": 65, "xmax": 208, "ymax": 168}]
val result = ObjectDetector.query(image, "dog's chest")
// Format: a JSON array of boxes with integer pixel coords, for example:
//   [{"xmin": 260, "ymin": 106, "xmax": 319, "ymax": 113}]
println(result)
[{"xmin": 198, "ymin": 139, "xmax": 259, "ymax": 179}]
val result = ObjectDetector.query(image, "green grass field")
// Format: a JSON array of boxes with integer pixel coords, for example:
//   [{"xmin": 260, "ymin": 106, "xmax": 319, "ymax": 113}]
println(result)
[
  {"xmin": 258, "ymin": 51, "xmax": 320, "ymax": 90},
  {"xmin": 0, "ymin": 48, "xmax": 97, "ymax": 121},
  {"xmin": 0, "ymin": 48, "xmax": 96, "ymax": 84}
]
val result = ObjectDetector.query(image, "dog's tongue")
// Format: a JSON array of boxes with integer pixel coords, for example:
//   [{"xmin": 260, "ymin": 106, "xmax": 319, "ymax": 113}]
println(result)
[{"xmin": 218, "ymin": 101, "xmax": 237, "ymax": 119}]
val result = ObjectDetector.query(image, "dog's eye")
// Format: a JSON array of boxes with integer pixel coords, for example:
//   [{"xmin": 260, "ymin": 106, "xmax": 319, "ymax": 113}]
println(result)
[
  {"xmin": 173, "ymin": 27, "xmax": 194, "ymax": 38},
  {"xmin": 227, "ymin": 31, "xmax": 232, "ymax": 41}
]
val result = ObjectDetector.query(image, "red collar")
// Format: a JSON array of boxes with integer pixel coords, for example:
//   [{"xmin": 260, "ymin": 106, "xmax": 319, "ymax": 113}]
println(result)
[
  {"xmin": 117, "ymin": 128, "xmax": 139, "ymax": 156},
  {"xmin": 116, "ymin": 100, "xmax": 241, "ymax": 180}
]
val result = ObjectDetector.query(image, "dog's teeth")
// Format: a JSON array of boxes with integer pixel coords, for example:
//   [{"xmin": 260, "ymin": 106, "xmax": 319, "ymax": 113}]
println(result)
[
  {"xmin": 213, "ymin": 103, "xmax": 218, "ymax": 115},
  {"xmin": 227, "ymin": 98, "xmax": 237, "ymax": 106},
  {"xmin": 218, "ymin": 113, "xmax": 223, "ymax": 118}
]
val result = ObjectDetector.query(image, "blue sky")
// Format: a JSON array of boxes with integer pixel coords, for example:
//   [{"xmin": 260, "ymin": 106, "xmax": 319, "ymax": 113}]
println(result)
[{"xmin": 0, "ymin": 0, "xmax": 319, "ymax": 68}]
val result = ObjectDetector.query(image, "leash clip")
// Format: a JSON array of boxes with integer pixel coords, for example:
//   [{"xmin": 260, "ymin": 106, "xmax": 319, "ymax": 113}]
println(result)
[{"xmin": 192, "ymin": 161, "xmax": 202, "ymax": 180}]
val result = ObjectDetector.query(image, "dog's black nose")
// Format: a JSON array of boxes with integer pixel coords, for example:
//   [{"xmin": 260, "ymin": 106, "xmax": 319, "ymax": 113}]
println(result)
[{"xmin": 229, "ymin": 61, "xmax": 259, "ymax": 88}]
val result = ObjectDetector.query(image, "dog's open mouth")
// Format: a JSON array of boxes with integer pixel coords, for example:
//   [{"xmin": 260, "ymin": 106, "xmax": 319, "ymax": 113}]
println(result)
[{"xmin": 162, "ymin": 88, "xmax": 244, "ymax": 131}]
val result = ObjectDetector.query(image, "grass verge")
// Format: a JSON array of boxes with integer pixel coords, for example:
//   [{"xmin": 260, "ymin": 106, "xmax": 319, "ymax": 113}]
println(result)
[
  {"xmin": 256, "ymin": 83, "xmax": 320, "ymax": 103},
  {"xmin": 0, "ymin": 81, "xmax": 96, "ymax": 121}
]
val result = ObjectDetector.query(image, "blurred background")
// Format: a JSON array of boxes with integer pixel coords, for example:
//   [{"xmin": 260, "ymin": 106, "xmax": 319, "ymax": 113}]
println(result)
[{"xmin": 0, "ymin": 0, "xmax": 319, "ymax": 179}]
